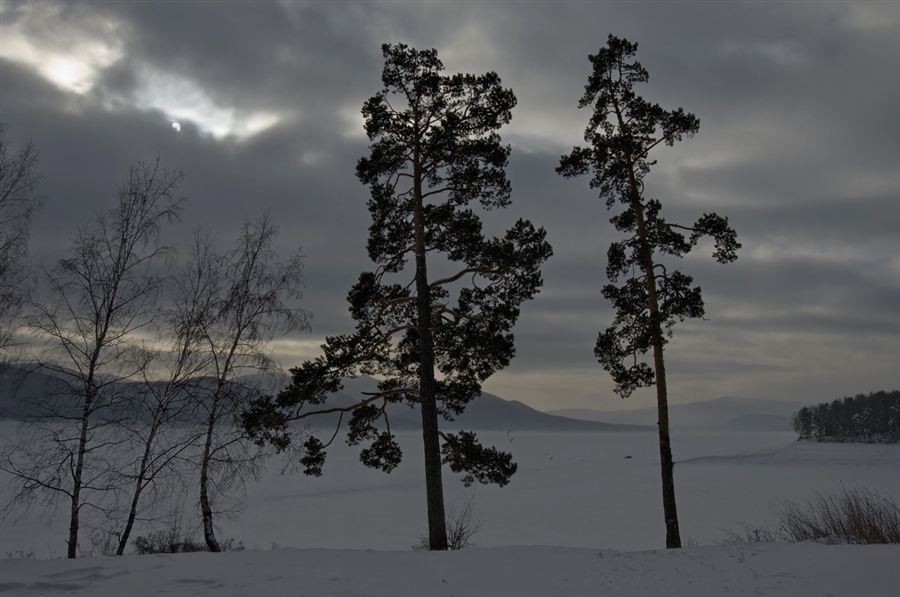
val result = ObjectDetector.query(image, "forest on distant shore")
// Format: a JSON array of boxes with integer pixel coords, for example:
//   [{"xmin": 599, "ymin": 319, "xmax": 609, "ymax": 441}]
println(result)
[{"xmin": 791, "ymin": 391, "xmax": 900, "ymax": 443}]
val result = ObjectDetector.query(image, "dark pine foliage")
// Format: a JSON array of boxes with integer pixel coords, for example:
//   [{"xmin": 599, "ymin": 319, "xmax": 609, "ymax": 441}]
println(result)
[
  {"xmin": 244, "ymin": 44, "xmax": 551, "ymax": 550},
  {"xmin": 792, "ymin": 391, "xmax": 900, "ymax": 443}
]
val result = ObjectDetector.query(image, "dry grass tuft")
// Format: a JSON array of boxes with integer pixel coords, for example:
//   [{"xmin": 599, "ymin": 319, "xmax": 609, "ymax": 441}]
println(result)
[{"xmin": 723, "ymin": 486, "xmax": 900, "ymax": 545}]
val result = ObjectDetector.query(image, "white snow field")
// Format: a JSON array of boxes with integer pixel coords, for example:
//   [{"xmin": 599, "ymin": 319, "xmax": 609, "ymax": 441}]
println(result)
[
  {"xmin": 2, "ymin": 542, "xmax": 898, "ymax": 597},
  {"xmin": 1, "ymin": 427, "xmax": 898, "ymax": 596}
]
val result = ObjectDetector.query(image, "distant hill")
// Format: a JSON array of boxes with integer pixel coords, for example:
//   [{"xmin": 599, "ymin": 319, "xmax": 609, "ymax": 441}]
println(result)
[
  {"xmin": 0, "ymin": 366, "xmax": 652, "ymax": 433},
  {"xmin": 0, "ymin": 364, "xmax": 70, "ymax": 419},
  {"xmin": 452, "ymin": 392, "xmax": 653, "ymax": 432},
  {"xmin": 0, "ymin": 364, "xmax": 254, "ymax": 422},
  {"xmin": 292, "ymin": 376, "xmax": 652, "ymax": 432},
  {"xmin": 548, "ymin": 396, "xmax": 799, "ymax": 432}
]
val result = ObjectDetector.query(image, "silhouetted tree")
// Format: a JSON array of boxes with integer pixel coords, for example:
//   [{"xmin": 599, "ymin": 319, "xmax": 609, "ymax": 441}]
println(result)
[
  {"xmin": 557, "ymin": 35, "xmax": 740, "ymax": 548},
  {"xmin": 246, "ymin": 43, "xmax": 551, "ymax": 550}
]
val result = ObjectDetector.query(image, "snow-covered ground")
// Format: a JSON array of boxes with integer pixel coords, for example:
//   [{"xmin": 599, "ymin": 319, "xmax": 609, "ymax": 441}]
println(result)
[
  {"xmin": 3, "ymin": 542, "xmax": 898, "ymax": 597},
  {"xmin": 2, "ymin": 427, "xmax": 898, "ymax": 596}
]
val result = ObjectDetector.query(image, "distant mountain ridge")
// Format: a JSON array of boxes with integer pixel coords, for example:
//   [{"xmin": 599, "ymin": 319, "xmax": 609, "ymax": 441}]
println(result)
[
  {"xmin": 288, "ymin": 376, "xmax": 652, "ymax": 432},
  {"xmin": 0, "ymin": 366, "xmax": 652, "ymax": 433},
  {"xmin": 0, "ymin": 364, "xmax": 66, "ymax": 419},
  {"xmin": 549, "ymin": 396, "xmax": 799, "ymax": 432}
]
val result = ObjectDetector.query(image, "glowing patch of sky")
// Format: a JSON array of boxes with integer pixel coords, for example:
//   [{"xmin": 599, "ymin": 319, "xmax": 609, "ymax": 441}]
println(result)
[
  {"xmin": 129, "ymin": 68, "xmax": 281, "ymax": 140},
  {"xmin": 0, "ymin": 3, "xmax": 280, "ymax": 140},
  {"xmin": 0, "ymin": 7, "xmax": 123, "ymax": 95}
]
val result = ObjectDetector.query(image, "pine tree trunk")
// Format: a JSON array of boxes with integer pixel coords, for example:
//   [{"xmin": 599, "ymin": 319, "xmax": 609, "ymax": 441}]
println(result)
[
  {"xmin": 619, "ymin": 119, "xmax": 682, "ymax": 548},
  {"xmin": 652, "ymin": 346, "xmax": 682, "ymax": 548},
  {"xmin": 638, "ymin": 205, "xmax": 682, "ymax": 550},
  {"xmin": 417, "ymin": 293, "xmax": 448, "ymax": 551},
  {"xmin": 413, "ymin": 144, "xmax": 448, "ymax": 551}
]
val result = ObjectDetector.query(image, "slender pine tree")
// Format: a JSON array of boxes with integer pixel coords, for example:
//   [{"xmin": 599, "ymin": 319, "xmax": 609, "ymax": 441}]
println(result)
[{"xmin": 558, "ymin": 35, "xmax": 740, "ymax": 548}]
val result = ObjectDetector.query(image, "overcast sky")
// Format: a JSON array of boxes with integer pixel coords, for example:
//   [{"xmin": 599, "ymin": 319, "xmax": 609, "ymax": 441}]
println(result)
[{"xmin": 1, "ymin": 1, "xmax": 897, "ymax": 413}]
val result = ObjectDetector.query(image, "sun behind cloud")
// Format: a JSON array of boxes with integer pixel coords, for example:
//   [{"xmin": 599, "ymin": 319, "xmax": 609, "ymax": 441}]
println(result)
[{"xmin": 0, "ymin": 2, "xmax": 282, "ymax": 140}]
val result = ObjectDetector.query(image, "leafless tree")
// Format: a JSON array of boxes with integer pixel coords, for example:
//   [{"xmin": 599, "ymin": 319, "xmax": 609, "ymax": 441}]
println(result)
[
  {"xmin": 110, "ymin": 357, "xmax": 203, "ymax": 553},
  {"xmin": 107, "ymin": 229, "xmax": 222, "ymax": 555},
  {"xmin": 0, "ymin": 123, "xmax": 43, "ymax": 363},
  {"xmin": 0, "ymin": 158, "xmax": 184, "ymax": 558},
  {"xmin": 188, "ymin": 214, "xmax": 310, "ymax": 552}
]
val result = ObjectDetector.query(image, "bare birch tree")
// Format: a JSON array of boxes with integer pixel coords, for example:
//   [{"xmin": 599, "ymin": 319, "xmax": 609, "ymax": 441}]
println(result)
[
  {"xmin": 0, "ymin": 158, "xmax": 183, "ymax": 558},
  {"xmin": 188, "ymin": 214, "xmax": 310, "ymax": 552},
  {"xmin": 110, "ymin": 266, "xmax": 215, "ymax": 554},
  {"xmin": 0, "ymin": 123, "xmax": 43, "ymax": 363},
  {"xmin": 109, "ymin": 229, "xmax": 222, "ymax": 554}
]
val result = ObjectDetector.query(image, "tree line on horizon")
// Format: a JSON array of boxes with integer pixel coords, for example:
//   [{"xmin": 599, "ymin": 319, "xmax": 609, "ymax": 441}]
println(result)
[
  {"xmin": 1, "ymin": 35, "xmax": 739, "ymax": 557},
  {"xmin": 791, "ymin": 391, "xmax": 900, "ymax": 443}
]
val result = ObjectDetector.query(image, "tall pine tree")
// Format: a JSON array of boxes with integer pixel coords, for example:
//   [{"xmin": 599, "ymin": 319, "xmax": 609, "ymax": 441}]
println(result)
[
  {"xmin": 558, "ymin": 35, "xmax": 739, "ymax": 548},
  {"xmin": 247, "ymin": 44, "xmax": 551, "ymax": 550}
]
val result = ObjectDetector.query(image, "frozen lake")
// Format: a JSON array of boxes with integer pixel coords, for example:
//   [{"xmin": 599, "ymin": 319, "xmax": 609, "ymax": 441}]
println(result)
[
  {"xmin": 230, "ymin": 430, "xmax": 898, "ymax": 552},
  {"xmin": 3, "ymin": 425, "xmax": 896, "ymax": 557}
]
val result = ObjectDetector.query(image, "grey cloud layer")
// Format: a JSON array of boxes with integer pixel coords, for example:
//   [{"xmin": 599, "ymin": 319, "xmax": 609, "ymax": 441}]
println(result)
[{"xmin": 1, "ymin": 1, "xmax": 897, "ymax": 411}]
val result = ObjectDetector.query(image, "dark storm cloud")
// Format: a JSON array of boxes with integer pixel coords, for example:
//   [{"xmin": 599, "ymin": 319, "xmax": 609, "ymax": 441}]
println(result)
[{"xmin": 1, "ymin": 1, "xmax": 897, "ymax": 411}]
